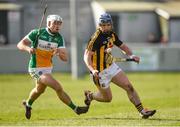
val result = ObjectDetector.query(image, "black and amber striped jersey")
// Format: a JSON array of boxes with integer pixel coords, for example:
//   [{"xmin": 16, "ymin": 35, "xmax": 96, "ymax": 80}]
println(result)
[{"xmin": 86, "ymin": 28, "xmax": 123, "ymax": 72}]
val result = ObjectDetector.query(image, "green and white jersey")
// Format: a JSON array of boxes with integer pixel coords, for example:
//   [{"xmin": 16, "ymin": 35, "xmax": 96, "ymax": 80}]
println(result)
[{"xmin": 26, "ymin": 28, "xmax": 65, "ymax": 69}]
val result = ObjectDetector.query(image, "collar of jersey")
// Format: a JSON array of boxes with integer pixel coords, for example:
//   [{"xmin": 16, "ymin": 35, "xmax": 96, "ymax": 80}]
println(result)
[
  {"xmin": 46, "ymin": 28, "xmax": 56, "ymax": 36},
  {"xmin": 98, "ymin": 28, "xmax": 113, "ymax": 36}
]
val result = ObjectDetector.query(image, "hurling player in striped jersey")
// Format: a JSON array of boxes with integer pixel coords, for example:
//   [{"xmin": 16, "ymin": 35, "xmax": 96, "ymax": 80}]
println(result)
[{"xmin": 84, "ymin": 13, "xmax": 156, "ymax": 119}]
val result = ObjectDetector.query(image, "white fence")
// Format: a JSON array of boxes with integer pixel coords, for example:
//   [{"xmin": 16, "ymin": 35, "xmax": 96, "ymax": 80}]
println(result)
[{"xmin": 0, "ymin": 43, "xmax": 180, "ymax": 74}]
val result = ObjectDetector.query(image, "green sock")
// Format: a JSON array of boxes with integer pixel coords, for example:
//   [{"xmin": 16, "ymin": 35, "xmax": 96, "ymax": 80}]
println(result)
[
  {"xmin": 68, "ymin": 102, "xmax": 76, "ymax": 110},
  {"xmin": 27, "ymin": 99, "xmax": 34, "ymax": 107}
]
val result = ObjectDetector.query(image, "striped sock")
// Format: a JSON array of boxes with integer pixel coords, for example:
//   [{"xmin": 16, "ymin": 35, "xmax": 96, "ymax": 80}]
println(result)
[
  {"xmin": 68, "ymin": 102, "xmax": 76, "ymax": 110},
  {"xmin": 136, "ymin": 103, "xmax": 144, "ymax": 113}
]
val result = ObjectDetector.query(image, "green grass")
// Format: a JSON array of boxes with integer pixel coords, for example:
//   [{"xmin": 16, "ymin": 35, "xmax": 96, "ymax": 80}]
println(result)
[{"xmin": 0, "ymin": 72, "xmax": 180, "ymax": 126}]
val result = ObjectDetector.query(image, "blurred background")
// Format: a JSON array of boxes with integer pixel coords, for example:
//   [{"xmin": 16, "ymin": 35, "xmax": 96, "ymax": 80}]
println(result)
[{"xmin": 0, "ymin": 0, "xmax": 180, "ymax": 78}]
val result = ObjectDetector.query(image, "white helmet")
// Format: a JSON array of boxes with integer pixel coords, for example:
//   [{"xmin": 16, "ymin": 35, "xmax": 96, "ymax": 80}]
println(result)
[{"xmin": 46, "ymin": 15, "xmax": 62, "ymax": 27}]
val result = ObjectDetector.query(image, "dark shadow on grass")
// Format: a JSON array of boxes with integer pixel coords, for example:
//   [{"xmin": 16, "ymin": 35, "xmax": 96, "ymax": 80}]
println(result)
[
  {"xmin": 36, "ymin": 117, "xmax": 180, "ymax": 123},
  {"xmin": 83, "ymin": 117, "xmax": 140, "ymax": 121},
  {"xmin": 149, "ymin": 118, "xmax": 180, "ymax": 122},
  {"xmin": 82, "ymin": 117, "xmax": 180, "ymax": 122}
]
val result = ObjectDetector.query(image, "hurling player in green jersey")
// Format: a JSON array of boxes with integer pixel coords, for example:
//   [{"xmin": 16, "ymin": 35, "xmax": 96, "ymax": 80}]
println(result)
[
  {"xmin": 84, "ymin": 13, "xmax": 156, "ymax": 119},
  {"xmin": 17, "ymin": 14, "xmax": 88, "ymax": 119}
]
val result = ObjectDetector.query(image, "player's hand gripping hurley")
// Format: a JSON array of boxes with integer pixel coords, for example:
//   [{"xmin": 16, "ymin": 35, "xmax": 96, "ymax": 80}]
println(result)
[{"xmin": 105, "ymin": 48, "xmax": 139, "ymax": 64}]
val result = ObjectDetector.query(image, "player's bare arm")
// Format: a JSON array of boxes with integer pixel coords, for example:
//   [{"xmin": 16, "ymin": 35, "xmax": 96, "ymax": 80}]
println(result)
[
  {"xmin": 53, "ymin": 48, "xmax": 68, "ymax": 61},
  {"xmin": 17, "ymin": 38, "xmax": 35, "ymax": 54},
  {"xmin": 84, "ymin": 49, "xmax": 99, "ymax": 78},
  {"xmin": 58, "ymin": 48, "xmax": 68, "ymax": 62},
  {"xmin": 119, "ymin": 43, "xmax": 140, "ymax": 63}
]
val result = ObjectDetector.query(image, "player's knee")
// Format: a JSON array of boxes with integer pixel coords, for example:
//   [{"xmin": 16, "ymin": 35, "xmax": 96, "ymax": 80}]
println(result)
[{"xmin": 39, "ymin": 75, "xmax": 47, "ymax": 84}]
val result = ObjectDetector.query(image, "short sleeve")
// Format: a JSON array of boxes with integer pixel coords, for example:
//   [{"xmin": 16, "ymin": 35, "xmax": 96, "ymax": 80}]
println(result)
[
  {"xmin": 113, "ymin": 33, "xmax": 123, "ymax": 47},
  {"xmin": 26, "ymin": 29, "xmax": 38, "ymax": 46},
  {"xmin": 86, "ymin": 30, "xmax": 100, "ymax": 52},
  {"xmin": 86, "ymin": 38, "xmax": 99, "ymax": 52}
]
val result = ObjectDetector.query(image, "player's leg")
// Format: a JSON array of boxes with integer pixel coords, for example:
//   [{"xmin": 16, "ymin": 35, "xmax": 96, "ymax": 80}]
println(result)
[
  {"xmin": 93, "ymin": 86, "xmax": 112, "ymax": 102},
  {"xmin": 84, "ymin": 85, "xmax": 113, "ymax": 106},
  {"xmin": 112, "ymin": 71, "xmax": 141, "ymax": 105},
  {"xmin": 40, "ymin": 74, "xmax": 72, "ymax": 104},
  {"xmin": 23, "ymin": 82, "xmax": 47, "ymax": 119},
  {"xmin": 39, "ymin": 73, "xmax": 88, "ymax": 115},
  {"xmin": 111, "ymin": 71, "xmax": 156, "ymax": 119},
  {"xmin": 85, "ymin": 65, "xmax": 116, "ymax": 106},
  {"xmin": 27, "ymin": 82, "xmax": 47, "ymax": 106}
]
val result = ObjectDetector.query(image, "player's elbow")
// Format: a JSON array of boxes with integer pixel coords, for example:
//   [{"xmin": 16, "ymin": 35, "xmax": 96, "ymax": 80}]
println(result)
[
  {"xmin": 84, "ymin": 51, "xmax": 90, "ymax": 64},
  {"xmin": 17, "ymin": 39, "xmax": 29, "ymax": 51},
  {"xmin": 84, "ymin": 55, "xmax": 90, "ymax": 67},
  {"xmin": 17, "ymin": 43, "xmax": 20, "ymax": 49},
  {"xmin": 83, "ymin": 55, "xmax": 87, "ymax": 63},
  {"xmin": 17, "ymin": 42, "xmax": 23, "ymax": 50},
  {"xmin": 84, "ymin": 50, "xmax": 88, "ymax": 61}
]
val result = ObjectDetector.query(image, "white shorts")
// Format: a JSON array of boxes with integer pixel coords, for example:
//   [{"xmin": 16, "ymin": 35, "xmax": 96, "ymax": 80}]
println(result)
[
  {"xmin": 91, "ymin": 63, "xmax": 122, "ymax": 89},
  {"xmin": 28, "ymin": 67, "xmax": 52, "ymax": 81}
]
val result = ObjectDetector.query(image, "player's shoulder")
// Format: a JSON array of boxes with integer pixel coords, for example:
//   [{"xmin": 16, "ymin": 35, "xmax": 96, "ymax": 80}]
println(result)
[
  {"xmin": 53, "ymin": 33, "xmax": 64, "ymax": 44},
  {"xmin": 30, "ymin": 28, "xmax": 46, "ymax": 34},
  {"xmin": 111, "ymin": 31, "xmax": 119, "ymax": 39},
  {"xmin": 29, "ymin": 29, "xmax": 38, "ymax": 34},
  {"xmin": 94, "ymin": 28, "xmax": 101, "ymax": 36},
  {"xmin": 111, "ymin": 31, "xmax": 117, "ymax": 35},
  {"xmin": 40, "ymin": 28, "xmax": 46, "ymax": 32},
  {"xmin": 54, "ymin": 32, "xmax": 64, "ymax": 41},
  {"xmin": 90, "ymin": 29, "xmax": 101, "ymax": 41}
]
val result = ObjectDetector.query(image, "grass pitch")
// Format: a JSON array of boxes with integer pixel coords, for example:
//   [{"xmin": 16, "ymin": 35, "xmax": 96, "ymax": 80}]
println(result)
[{"xmin": 0, "ymin": 72, "xmax": 180, "ymax": 126}]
